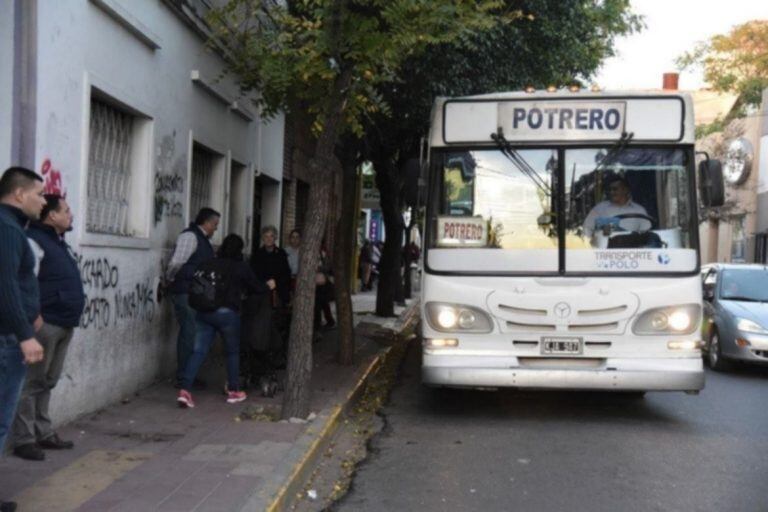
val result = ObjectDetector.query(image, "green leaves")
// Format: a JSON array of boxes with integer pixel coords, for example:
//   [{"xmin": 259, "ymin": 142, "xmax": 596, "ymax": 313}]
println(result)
[
  {"xmin": 207, "ymin": 0, "xmax": 512, "ymax": 138},
  {"xmin": 677, "ymin": 20, "xmax": 768, "ymax": 107}
]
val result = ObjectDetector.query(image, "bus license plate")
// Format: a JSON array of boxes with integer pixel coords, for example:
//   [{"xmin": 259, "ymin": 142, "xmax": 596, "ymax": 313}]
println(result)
[{"xmin": 541, "ymin": 336, "xmax": 583, "ymax": 355}]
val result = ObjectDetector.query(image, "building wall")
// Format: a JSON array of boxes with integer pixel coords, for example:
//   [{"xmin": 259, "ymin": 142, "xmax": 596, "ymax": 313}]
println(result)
[
  {"xmin": 0, "ymin": 0, "xmax": 14, "ymax": 169},
  {"xmin": 27, "ymin": 0, "xmax": 283, "ymax": 424},
  {"xmin": 279, "ymin": 109, "xmax": 341, "ymax": 255},
  {"xmin": 757, "ymin": 90, "xmax": 768, "ymax": 236},
  {"xmin": 697, "ymin": 113, "xmax": 763, "ymax": 264}
]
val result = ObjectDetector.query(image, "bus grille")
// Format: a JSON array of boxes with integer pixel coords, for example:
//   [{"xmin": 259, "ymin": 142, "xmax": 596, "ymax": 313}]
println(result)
[{"xmin": 488, "ymin": 290, "xmax": 639, "ymax": 334}]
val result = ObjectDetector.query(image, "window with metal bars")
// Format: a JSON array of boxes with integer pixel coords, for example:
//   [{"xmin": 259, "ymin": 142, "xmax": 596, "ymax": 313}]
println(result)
[
  {"xmin": 190, "ymin": 144, "xmax": 214, "ymax": 218},
  {"xmin": 87, "ymin": 99, "xmax": 135, "ymax": 236}
]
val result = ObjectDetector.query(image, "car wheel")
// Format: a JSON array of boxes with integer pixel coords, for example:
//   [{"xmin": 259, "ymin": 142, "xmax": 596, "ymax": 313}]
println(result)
[{"xmin": 708, "ymin": 330, "xmax": 731, "ymax": 372}]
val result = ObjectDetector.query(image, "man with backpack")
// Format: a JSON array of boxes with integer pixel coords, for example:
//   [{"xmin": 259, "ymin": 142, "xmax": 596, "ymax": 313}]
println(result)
[
  {"xmin": 165, "ymin": 208, "xmax": 219, "ymax": 388},
  {"xmin": 177, "ymin": 234, "xmax": 275, "ymax": 408}
]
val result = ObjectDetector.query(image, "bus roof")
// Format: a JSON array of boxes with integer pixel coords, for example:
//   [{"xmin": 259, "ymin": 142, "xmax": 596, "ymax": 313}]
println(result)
[{"xmin": 429, "ymin": 90, "xmax": 695, "ymax": 148}]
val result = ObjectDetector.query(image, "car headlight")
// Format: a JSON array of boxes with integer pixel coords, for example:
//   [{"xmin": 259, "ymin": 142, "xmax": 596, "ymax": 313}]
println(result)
[
  {"xmin": 736, "ymin": 318, "xmax": 768, "ymax": 334},
  {"xmin": 632, "ymin": 304, "xmax": 700, "ymax": 335},
  {"xmin": 425, "ymin": 302, "xmax": 493, "ymax": 333}
]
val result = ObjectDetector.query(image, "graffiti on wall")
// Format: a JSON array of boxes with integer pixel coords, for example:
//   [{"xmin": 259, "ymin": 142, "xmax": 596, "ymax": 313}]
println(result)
[
  {"xmin": 154, "ymin": 134, "xmax": 185, "ymax": 225},
  {"xmin": 40, "ymin": 159, "xmax": 66, "ymax": 197},
  {"xmin": 77, "ymin": 254, "xmax": 156, "ymax": 330}
]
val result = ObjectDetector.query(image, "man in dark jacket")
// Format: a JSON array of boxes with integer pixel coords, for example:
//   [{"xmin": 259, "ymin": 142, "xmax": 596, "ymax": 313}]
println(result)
[
  {"xmin": 0, "ymin": 167, "xmax": 46, "ymax": 512},
  {"xmin": 10, "ymin": 194, "xmax": 85, "ymax": 461},
  {"xmin": 165, "ymin": 207, "xmax": 219, "ymax": 386}
]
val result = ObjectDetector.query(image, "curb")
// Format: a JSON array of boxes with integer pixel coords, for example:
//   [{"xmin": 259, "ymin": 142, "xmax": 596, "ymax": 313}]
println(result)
[{"xmin": 240, "ymin": 298, "xmax": 420, "ymax": 512}]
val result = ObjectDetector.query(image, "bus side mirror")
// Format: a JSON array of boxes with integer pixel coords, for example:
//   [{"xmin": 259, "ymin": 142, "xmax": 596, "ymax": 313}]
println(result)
[{"xmin": 699, "ymin": 159, "xmax": 725, "ymax": 208}]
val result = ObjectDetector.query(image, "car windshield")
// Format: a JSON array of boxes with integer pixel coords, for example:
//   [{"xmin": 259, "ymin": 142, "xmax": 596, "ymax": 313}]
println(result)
[{"xmin": 720, "ymin": 268, "xmax": 768, "ymax": 302}]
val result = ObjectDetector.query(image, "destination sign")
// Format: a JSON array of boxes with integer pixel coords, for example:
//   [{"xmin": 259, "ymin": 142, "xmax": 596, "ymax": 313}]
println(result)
[
  {"xmin": 441, "ymin": 96, "xmax": 687, "ymax": 145},
  {"xmin": 436, "ymin": 216, "xmax": 487, "ymax": 247},
  {"xmin": 498, "ymin": 101, "xmax": 626, "ymax": 141}
]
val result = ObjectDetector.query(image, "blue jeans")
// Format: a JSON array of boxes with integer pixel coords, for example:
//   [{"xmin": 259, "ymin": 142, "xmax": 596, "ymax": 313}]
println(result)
[
  {"xmin": 0, "ymin": 335, "xmax": 27, "ymax": 453},
  {"xmin": 172, "ymin": 293, "xmax": 197, "ymax": 382},
  {"xmin": 182, "ymin": 308, "xmax": 241, "ymax": 392}
]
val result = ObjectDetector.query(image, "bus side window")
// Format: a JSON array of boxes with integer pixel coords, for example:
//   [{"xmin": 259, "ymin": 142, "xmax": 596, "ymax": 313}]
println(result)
[{"xmin": 444, "ymin": 167, "xmax": 474, "ymax": 216}]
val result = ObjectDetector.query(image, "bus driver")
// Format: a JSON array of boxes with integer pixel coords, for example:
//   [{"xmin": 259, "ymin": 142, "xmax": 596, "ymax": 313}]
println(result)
[{"xmin": 582, "ymin": 177, "xmax": 650, "ymax": 240}]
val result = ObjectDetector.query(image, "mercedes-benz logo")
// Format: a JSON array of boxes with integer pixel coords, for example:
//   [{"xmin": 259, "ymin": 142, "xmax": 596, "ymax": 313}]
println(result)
[{"xmin": 554, "ymin": 302, "xmax": 571, "ymax": 319}]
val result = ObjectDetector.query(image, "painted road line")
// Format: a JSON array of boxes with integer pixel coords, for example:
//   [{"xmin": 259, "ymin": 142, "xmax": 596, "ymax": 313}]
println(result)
[{"xmin": 13, "ymin": 450, "xmax": 152, "ymax": 511}]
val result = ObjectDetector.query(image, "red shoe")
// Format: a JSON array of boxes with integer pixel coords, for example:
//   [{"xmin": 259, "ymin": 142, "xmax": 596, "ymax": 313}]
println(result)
[
  {"xmin": 226, "ymin": 390, "xmax": 247, "ymax": 404},
  {"xmin": 177, "ymin": 389, "xmax": 195, "ymax": 408}
]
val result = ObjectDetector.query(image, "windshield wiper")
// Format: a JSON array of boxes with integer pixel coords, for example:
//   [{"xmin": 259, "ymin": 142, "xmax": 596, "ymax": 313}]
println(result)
[
  {"xmin": 591, "ymin": 131, "xmax": 634, "ymax": 176},
  {"xmin": 491, "ymin": 128, "xmax": 551, "ymax": 197}
]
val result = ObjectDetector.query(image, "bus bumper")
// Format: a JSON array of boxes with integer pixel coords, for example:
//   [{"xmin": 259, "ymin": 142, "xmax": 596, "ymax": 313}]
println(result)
[{"xmin": 422, "ymin": 357, "xmax": 705, "ymax": 392}]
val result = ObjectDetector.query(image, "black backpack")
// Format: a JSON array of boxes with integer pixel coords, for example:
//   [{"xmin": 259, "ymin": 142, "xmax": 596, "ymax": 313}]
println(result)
[{"xmin": 188, "ymin": 258, "xmax": 232, "ymax": 312}]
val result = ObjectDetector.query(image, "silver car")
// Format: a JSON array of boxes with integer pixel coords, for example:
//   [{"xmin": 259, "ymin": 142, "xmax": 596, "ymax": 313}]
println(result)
[{"xmin": 701, "ymin": 264, "xmax": 768, "ymax": 371}]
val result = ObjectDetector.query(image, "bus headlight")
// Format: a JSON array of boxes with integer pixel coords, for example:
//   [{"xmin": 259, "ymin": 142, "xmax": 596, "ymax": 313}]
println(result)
[
  {"xmin": 633, "ymin": 304, "xmax": 700, "ymax": 335},
  {"xmin": 437, "ymin": 308, "xmax": 458, "ymax": 329},
  {"xmin": 425, "ymin": 302, "xmax": 493, "ymax": 333}
]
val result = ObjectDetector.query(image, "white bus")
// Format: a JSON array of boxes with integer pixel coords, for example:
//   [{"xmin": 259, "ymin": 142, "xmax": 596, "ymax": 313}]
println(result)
[{"xmin": 421, "ymin": 90, "xmax": 724, "ymax": 394}]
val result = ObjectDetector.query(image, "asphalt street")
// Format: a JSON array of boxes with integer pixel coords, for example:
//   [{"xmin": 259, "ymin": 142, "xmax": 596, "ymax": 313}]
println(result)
[{"xmin": 336, "ymin": 340, "xmax": 768, "ymax": 512}]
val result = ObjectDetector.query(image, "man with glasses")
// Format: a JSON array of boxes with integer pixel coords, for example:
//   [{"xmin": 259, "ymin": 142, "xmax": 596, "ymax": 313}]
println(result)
[{"xmin": 582, "ymin": 176, "xmax": 650, "ymax": 241}]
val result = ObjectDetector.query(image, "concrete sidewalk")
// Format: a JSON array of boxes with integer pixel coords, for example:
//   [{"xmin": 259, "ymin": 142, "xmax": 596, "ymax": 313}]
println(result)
[{"xmin": 0, "ymin": 290, "xmax": 419, "ymax": 512}]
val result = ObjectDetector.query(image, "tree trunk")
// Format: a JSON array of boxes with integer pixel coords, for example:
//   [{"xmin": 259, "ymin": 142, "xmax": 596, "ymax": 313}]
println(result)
[
  {"xmin": 374, "ymin": 157, "xmax": 405, "ymax": 317},
  {"xmin": 282, "ymin": 162, "xmax": 332, "ymax": 419},
  {"xmin": 282, "ymin": 75, "xmax": 349, "ymax": 419},
  {"xmin": 333, "ymin": 151, "xmax": 359, "ymax": 365}
]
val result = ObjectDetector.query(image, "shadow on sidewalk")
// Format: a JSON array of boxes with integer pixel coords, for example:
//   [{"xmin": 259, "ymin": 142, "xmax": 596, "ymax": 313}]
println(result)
[{"xmin": 0, "ymin": 317, "xmax": 390, "ymax": 512}]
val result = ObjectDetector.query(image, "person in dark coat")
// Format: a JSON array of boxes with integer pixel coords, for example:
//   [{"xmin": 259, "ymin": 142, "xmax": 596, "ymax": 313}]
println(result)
[
  {"xmin": 359, "ymin": 240, "xmax": 373, "ymax": 290},
  {"xmin": 242, "ymin": 226, "xmax": 292, "ymax": 381},
  {"xmin": 11, "ymin": 195, "xmax": 85, "ymax": 461},
  {"xmin": 249, "ymin": 225, "xmax": 291, "ymax": 306},
  {"xmin": 0, "ymin": 167, "xmax": 46, "ymax": 512},
  {"xmin": 165, "ymin": 208, "xmax": 220, "ymax": 387},
  {"xmin": 177, "ymin": 234, "xmax": 274, "ymax": 409}
]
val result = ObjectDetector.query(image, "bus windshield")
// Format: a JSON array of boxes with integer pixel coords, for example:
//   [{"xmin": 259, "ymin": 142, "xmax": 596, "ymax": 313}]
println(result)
[{"xmin": 429, "ymin": 147, "xmax": 697, "ymax": 274}]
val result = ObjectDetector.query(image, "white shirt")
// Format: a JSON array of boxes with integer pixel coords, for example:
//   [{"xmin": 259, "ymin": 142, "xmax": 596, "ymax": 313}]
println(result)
[
  {"xmin": 165, "ymin": 225, "xmax": 207, "ymax": 281},
  {"xmin": 285, "ymin": 246, "xmax": 300, "ymax": 276},
  {"xmin": 582, "ymin": 200, "xmax": 649, "ymax": 239}
]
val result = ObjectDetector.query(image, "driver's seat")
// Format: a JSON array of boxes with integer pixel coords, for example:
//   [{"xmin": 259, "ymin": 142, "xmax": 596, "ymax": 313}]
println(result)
[{"xmin": 607, "ymin": 231, "xmax": 664, "ymax": 249}]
